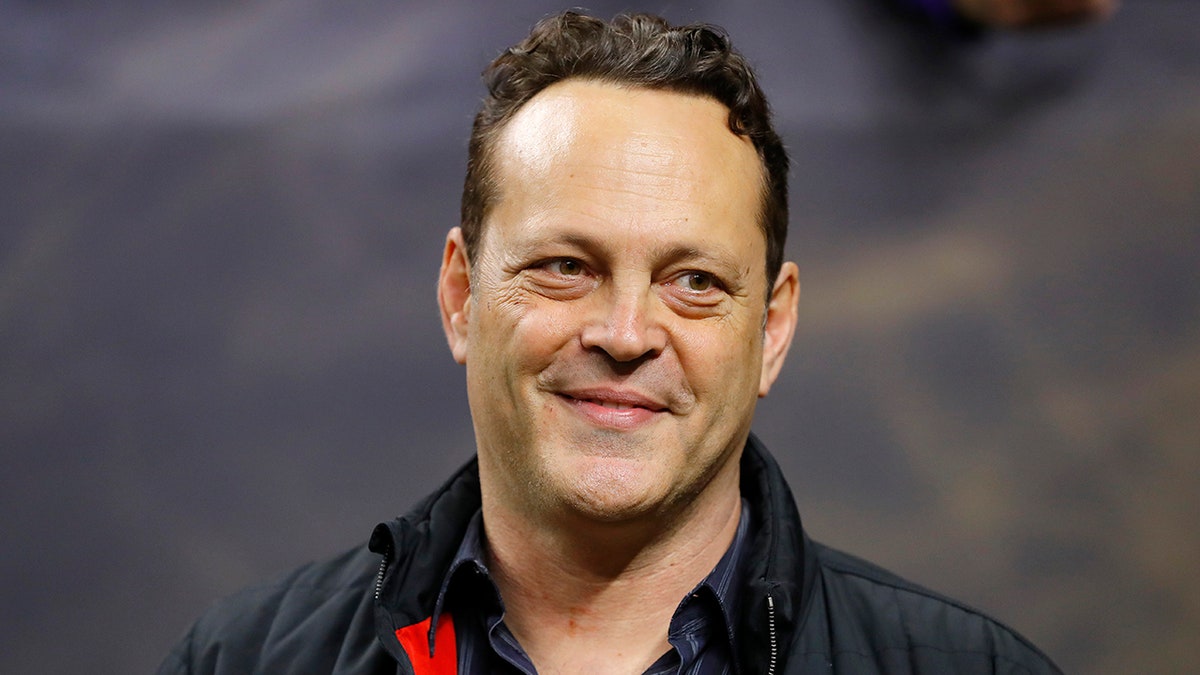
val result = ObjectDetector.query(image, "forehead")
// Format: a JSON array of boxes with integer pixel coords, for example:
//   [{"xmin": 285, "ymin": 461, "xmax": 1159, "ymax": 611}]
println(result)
[{"xmin": 486, "ymin": 79, "xmax": 766, "ymax": 253}]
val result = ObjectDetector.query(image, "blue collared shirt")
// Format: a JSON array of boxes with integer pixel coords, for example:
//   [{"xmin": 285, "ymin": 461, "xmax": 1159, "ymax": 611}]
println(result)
[{"xmin": 429, "ymin": 500, "xmax": 751, "ymax": 675}]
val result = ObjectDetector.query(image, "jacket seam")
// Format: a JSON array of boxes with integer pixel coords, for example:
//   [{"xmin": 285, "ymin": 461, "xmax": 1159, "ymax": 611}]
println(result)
[
  {"xmin": 821, "ymin": 560, "xmax": 1057, "ymax": 667},
  {"xmin": 822, "ymin": 560, "xmax": 971, "ymax": 611}
]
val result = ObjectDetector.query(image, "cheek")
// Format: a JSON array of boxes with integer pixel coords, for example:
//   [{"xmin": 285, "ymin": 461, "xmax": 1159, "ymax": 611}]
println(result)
[
  {"xmin": 489, "ymin": 298, "xmax": 580, "ymax": 370},
  {"xmin": 673, "ymin": 321, "xmax": 764, "ymax": 392}
]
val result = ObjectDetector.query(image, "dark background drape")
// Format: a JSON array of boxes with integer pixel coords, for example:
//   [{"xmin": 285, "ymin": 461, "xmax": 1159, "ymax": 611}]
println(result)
[{"xmin": 2, "ymin": 1, "xmax": 1196, "ymax": 672}]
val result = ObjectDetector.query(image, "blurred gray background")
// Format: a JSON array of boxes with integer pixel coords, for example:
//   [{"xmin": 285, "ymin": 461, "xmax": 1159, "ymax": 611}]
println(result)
[{"xmin": 2, "ymin": 1, "xmax": 1197, "ymax": 672}]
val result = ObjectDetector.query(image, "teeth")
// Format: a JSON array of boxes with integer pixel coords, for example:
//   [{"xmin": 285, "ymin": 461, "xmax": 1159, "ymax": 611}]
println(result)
[{"xmin": 591, "ymin": 399, "xmax": 633, "ymax": 409}]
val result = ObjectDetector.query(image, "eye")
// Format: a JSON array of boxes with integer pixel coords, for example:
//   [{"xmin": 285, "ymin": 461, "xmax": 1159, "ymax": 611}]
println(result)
[
  {"xmin": 677, "ymin": 271, "xmax": 715, "ymax": 292},
  {"xmin": 546, "ymin": 259, "xmax": 584, "ymax": 276}
]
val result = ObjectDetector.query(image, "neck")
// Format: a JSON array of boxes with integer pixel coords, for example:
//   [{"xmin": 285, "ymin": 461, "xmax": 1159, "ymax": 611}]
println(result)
[{"xmin": 480, "ymin": 474, "xmax": 742, "ymax": 675}]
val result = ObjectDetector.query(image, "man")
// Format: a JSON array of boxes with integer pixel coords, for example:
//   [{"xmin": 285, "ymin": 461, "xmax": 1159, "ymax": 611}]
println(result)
[{"xmin": 159, "ymin": 12, "xmax": 1061, "ymax": 674}]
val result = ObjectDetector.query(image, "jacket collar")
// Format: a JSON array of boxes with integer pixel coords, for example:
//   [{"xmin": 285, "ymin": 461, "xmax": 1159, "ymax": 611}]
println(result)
[
  {"xmin": 369, "ymin": 457, "xmax": 482, "ymax": 666},
  {"xmin": 736, "ymin": 433, "xmax": 817, "ymax": 673}
]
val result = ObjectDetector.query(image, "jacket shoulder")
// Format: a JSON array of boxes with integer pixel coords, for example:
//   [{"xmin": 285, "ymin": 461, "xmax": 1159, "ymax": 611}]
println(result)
[
  {"xmin": 809, "ymin": 542, "xmax": 1063, "ymax": 674},
  {"xmin": 157, "ymin": 544, "xmax": 388, "ymax": 675}
]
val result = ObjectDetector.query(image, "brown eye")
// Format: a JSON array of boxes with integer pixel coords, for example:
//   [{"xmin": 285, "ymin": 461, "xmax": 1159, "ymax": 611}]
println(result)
[
  {"xmin": 550, "ymin": 259, "xmax": 583, "ymax": 275},
  {"xmin": 683, "ymin": 272, "xmax": 713, "ymax": 291}
]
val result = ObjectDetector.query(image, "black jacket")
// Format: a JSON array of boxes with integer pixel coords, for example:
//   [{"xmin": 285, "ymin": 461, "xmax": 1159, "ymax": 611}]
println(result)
[{"xmin": 158, "ymin": 436, "xmax": 1062, "ymax": 674}]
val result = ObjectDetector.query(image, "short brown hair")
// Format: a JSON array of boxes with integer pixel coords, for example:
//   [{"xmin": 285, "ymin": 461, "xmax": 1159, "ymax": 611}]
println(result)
[{"xmin": 460, "ymin": 11, "xmax": 790, "ymax": 286}]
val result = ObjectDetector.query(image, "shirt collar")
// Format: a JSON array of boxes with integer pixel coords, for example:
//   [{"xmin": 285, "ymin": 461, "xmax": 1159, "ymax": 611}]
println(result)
[
  {"xmin": 428, "ymin": 508, "xmax": 491, "ymax": 645},
  {"xmin": 428, "ymin": 499, "xmax": 752, "ymax": 659},
  {"xmin": 663, "ymin": 497, "xmax": 750, "ymax": 674}
]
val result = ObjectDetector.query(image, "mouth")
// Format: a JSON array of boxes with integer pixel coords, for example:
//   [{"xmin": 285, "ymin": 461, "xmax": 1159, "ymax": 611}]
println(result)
[
  {"xmin": 555, "ymin": 388, "xmax": 669, "ymax": 428},
  {"xmin": 558, "ymin": 389, "xmax": 667, "ymax": 411}
]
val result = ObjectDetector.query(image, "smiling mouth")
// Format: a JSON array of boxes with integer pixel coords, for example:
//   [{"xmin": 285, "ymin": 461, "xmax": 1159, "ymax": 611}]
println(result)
[
  {"xmin": 558, "ymin": 392, "xmax": 666, "ymax": 412},
  {"xmin": 575, "ymin": 397, "xmax": 641, "ymax": 410},
  {"xmin": 554, "ymin": 389, "xmax": 670, "ymax": 428}
]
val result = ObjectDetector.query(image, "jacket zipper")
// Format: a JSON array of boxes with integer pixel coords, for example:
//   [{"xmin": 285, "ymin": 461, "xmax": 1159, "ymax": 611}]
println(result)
[
  {"xmin": 766, "ymin": 593, "xmax": 778, "ymax": 675},
  {"xmin": 374, "ymin": 542, "xmax": 391, "ymax": 601}
]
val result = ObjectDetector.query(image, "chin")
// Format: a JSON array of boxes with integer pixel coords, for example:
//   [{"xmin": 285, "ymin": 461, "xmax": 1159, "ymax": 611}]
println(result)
[{"xmin": 552, "ymin": 455, "xmax": 672, "ymax": 523}]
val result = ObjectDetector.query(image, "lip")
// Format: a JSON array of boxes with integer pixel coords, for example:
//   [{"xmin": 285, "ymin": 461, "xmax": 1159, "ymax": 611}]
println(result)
[{"xmin": 555, "ymin": 387, "xmax": 668, "ymax": 429}]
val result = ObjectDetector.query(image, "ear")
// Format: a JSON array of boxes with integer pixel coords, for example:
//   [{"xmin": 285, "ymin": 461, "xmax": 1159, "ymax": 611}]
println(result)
[
  {"xmin": 437, "ymin": 227, "xmax": 472, "ymax": 365},
  {"xmin": 759, "ymin": 261, "xmax": 799, "ymax": 397}
]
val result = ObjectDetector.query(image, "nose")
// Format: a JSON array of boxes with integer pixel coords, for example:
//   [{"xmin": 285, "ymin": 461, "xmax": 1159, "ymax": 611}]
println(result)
[{"xmin": 579, "ymin": 282, "xmax": 668, "ymax": 362}]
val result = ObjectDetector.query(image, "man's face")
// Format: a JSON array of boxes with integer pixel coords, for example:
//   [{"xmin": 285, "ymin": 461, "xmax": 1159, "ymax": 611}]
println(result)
[{"xmin": 439, "ymin": 80, "xmax": 797, "ymax": 526}]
